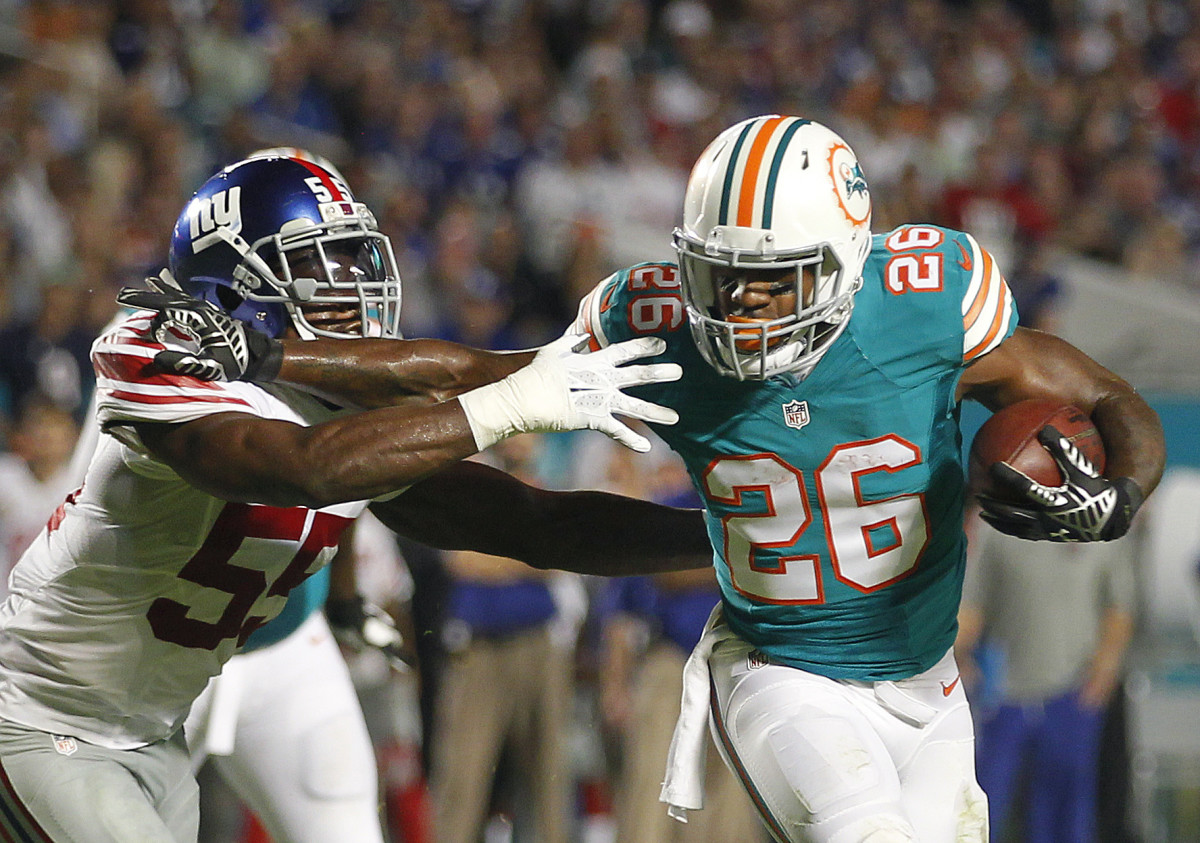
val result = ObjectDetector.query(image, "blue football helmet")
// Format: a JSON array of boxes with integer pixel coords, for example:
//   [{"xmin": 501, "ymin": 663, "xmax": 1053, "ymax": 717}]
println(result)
[{"xmin": 168, "ymin": 153, "xmax": 402, "ymax": 340}]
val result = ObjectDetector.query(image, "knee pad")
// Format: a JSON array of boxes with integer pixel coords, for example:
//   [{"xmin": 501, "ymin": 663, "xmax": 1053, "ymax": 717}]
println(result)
[{"xmin": 955, "ymin": 780, "xmax": 988, "ymax": 841}]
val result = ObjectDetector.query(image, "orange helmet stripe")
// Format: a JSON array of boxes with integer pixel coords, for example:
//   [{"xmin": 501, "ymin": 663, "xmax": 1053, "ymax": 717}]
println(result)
[{"xmin": 736, "ymin": 116, "xmax": 787, "ymax": 227}]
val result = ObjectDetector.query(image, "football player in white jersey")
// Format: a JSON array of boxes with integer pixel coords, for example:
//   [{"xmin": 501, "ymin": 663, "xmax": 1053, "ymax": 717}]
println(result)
[
  {"xmin": 144, "ymin": 120, "xmax": 1167, "ymax": 843},
  {"xmin": 0, "ymin": 153, "xmax": 712, "ymax": 843},
  {"xmin": 168, "ymin": 149, "xmax": 420, "ymax": 843}
]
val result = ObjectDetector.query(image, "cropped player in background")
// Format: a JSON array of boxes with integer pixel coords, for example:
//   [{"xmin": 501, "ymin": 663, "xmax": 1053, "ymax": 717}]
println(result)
[
  {"xmin": 0, "ymin": 398, "xmax": 79, "ymax": 588},
  {"xmin": 136, "ymin": 118, "xmax": 1167, "ymax": 843},
  {"xmin": 0, "ymin": 153, "xmax": 710, "ymax": 843}
]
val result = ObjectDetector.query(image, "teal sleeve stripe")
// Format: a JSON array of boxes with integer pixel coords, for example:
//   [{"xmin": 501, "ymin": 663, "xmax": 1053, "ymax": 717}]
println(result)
[{"xmin": 761, "ymin": 118, "xmax": 808, "ymax": 229}]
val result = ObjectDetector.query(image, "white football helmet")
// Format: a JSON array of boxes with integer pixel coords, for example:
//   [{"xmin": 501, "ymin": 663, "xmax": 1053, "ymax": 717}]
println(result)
[{"xmin": 674, "ymin": 116, "xmax": 873, "ymax": 380}]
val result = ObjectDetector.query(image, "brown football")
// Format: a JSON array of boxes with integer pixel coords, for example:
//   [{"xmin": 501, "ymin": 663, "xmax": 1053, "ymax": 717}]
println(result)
[{"xmin": 968, "ymin": 399, "xmax": 1106, "ymax": 502}]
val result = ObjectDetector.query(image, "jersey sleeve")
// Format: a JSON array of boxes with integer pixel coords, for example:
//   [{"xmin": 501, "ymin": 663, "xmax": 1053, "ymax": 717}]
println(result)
[
  {"xmin": 955, "ymin": 231, "xmax": 1018, "ymax": 364},
  {"xmin": 570, "ymin": 263, "xmax": 688, "ymax": 351},
  {"xmin": 91, "ymin": 311, "xmax": 260, "ymax": 428}
]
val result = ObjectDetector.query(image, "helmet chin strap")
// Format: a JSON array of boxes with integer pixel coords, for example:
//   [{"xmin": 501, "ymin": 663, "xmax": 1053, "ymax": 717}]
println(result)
[{"xmin": 217, "ymin": 227, "xmax": 277, "ymax": 297}]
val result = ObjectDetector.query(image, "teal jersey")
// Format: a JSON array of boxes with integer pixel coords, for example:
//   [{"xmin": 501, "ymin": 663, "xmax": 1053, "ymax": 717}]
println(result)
[
  {"xmin": 241, "ymin": 563, "xmax": 330, "ymax": 652},
  {"xmin": 573, "ymin": 225, "xmax": 1018, "ymax": 681}
]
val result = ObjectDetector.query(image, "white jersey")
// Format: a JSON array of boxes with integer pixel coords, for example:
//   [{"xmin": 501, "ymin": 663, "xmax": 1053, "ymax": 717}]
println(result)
[{"xmin": 0, "ymin": 311, "xmax": 368, "ymax": 749}]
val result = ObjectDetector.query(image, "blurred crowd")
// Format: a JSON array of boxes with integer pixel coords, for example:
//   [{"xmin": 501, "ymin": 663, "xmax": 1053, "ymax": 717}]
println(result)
[
  {"xmin": 0, "ymin": 0, "xmax": 1197, "ymax": 840},
  {"xmin": 4, "ymin": 0, "xmax": 1200, "ymax": 429}
]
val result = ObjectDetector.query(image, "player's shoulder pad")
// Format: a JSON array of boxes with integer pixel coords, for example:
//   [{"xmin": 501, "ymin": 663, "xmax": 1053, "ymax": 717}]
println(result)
[
  {"xmin": 869, "ymin": 225, "xmax": 983, "ymax": 294},
  {"xmin": 91, "ymin": 310, "xmax": 255, "ymax": 424},
  {"xmin": 570, "ymin": 262, "xmax": 687, "ymax": 350},
  {"xmin": 865, "ymin": 225, "xmax": 1017, "ymax": 363}
]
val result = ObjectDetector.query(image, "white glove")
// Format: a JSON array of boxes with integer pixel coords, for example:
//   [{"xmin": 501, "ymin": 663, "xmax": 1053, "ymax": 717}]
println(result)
[{"xmin": 457, "ymin": 333, "xmax": 681, "ymax": 452}]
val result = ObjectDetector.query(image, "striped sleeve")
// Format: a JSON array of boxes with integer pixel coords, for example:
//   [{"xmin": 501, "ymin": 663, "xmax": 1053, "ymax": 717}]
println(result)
[
  {"xmin": 92, "ymin": 312, "xmax": 257, "ymax": 427},
  {"xmin": 569, "ymin": 272, "xmax": 619, "ymax": 352},
  {"xmin": 959, "ymin": 233, "xmax": 1017, "ymax": 363}
]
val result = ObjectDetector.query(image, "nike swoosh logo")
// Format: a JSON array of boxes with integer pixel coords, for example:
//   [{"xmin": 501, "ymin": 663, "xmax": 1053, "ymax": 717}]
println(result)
[
  {"xmin": 941, "ymin": 676, "xmax": 961, "ymax": 697},
  {"xmin": 956, "ymin": 241, "xmax": 973, "ymax": 272},
  {"xmin": 599, "ymin": 284, "xmax": 617, "ymax": 313}
]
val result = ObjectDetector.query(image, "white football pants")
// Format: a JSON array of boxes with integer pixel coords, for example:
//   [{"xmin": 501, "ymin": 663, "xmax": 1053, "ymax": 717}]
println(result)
[
  {"xmin": 186, "ymin": 611, "xmax": 385, "ymax": 843},
  {"xmin": 707, "ymin": 640, "xmax": 988, "ymax": 843}
]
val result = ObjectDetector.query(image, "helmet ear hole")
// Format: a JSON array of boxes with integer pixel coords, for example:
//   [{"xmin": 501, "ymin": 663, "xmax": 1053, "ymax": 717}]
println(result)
[{"xmin": 215, "ymin": 285, "xmax": 244, "ymax": 311}]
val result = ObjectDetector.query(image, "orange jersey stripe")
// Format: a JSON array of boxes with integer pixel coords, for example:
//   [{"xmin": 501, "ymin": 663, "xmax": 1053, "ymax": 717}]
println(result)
[
  {"xmin": 962, "ymin": 246, "xmax": 994, "ymax": 330},
  {"xmin": 965, "ymin": 289, "xmax": 1008, "ymax": 361},
  {"xmin": 964, "ymin": 250, "xmax": 1008, "ymax": 361},
  {"xmin": 736, "ymin": 116, "xmax": 786, "ymax": 227}
]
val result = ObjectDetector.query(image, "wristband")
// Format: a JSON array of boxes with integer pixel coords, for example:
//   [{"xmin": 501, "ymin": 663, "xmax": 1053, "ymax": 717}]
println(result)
[
  {"xmin": 1115, "ymin": 476, "xmax": 1145, "ymax": 514},
  {"xmin": 243, "ymin": 335, "xmax": 284, "ymax": 382},
  {"xmin": 456, "ymin": 362, "xmax": 568, "ymax": 450}
]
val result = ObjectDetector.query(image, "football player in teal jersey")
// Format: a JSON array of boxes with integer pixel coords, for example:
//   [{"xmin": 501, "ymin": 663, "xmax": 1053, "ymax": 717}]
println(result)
[
  {"xmin": 135, "ymin": 117, "xmax": 1165, "ymax": 843},
  {"xmin": 565, "ymin": 116, "xmax": 1164, "ymax": 843}
]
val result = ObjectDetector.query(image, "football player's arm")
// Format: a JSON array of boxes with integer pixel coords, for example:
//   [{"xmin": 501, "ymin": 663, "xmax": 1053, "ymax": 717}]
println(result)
[
  {"xmin": 117, "ymin": 281, "xmax": 536, "ymax": 410},
  {"xmin": 1080, "ymin": 604, "xmax": 1134, "ymax": 708},
  {"xmin": 598, "ymin": 611, "xmax": 643, "ymax": 732},
  {"xmin": 133, "ymin": 403, "xmax": 480, "ymax": 508},
  {"xmin": 324, "ymin": 523, "xmax": 413, "ymax": 670},
  {"xmin": 132, "ymin": 330, "xmax": 682, "ymax": 486},
  {"xmin": 271, "ymin": 338, "xmax": 535, "ymax": 410},
  {"xmin": 953, "ymin": 602, "xmax": 985, "ymax": 692},
  {"xmin": 957, "ymin": 326, "xmax": 1165, "ymax": 497},
  {"xmin": 368, "ymin": 461, "xmax": 713, "ymax": 575}
]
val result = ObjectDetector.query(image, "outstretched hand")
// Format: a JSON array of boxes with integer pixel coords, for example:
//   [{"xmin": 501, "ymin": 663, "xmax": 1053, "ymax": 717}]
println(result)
[
  {"xmin": 457, "ymin": 333, "xmax": 682, "ymax": 453},
  {"xmin": 537, "ymin": 333, "xmax": 681, "ymax": 452},
  {"xmin": 976, "ymin": 425, "xmax": 1144, "ymax": 542},
  {"xmin": 116, "ymin": 272, "xmax": 283, "ymax": 382}
]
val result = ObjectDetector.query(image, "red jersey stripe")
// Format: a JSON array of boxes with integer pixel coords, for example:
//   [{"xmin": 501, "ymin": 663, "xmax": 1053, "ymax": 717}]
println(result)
[
  {"xmin": 106, "ymin": 389, "xmax": 252, "ymax": 407},
  {"xmin": 93, "ymin": 351, "xmax": 220, "ymax": 390}
]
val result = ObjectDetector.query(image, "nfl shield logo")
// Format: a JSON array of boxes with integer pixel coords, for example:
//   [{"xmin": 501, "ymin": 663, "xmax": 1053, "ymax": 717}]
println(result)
[
  {"xmin": 782, "ymin": 400, "xmax": 810, "ymax": 430},
  {"xmin": 52, "ymin": 735, "xmax": 78, "ymax": 756},
  {"xmin": 747, "ymin": 650, "xmax": 770, "ymax": 669}
]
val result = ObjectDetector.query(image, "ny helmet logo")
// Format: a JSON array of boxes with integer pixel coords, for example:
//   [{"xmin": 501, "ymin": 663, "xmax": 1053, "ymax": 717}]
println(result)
[
  {"xmin": 188, "ymin": 186, "xmax": 243, "ymax": 252},
  {"xmin": 782, "ymin": 399, "xmax": 810, "ymax": 430}
]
